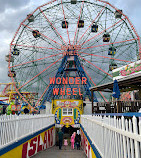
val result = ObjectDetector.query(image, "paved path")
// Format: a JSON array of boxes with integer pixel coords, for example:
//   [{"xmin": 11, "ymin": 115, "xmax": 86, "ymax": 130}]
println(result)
[{"xmin": 33, "ymin": 146, "xmax": 87, "ymax": 158}]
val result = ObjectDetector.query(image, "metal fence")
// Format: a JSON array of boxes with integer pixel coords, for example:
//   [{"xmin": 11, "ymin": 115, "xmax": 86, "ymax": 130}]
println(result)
[
  {"xmin": 81, "ymin": 115, "xmax": 141, "ymax": 158},
  {"xmin": 94, "ymin": 100, "xmax": 141, "ymax": 113},
  {"xmin": 0, "ymin": 114, "xmax": 54, "ymax": 148}
]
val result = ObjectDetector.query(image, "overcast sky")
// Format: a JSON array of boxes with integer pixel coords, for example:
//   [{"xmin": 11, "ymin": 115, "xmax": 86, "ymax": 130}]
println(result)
[{"xmin": 0, "ymin": 0, "xmax": 141, "ymax": 84}]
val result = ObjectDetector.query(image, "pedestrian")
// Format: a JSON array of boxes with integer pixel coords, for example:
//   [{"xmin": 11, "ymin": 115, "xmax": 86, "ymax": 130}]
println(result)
[
  {"xmin": 75, "ymin": 132, "xmax": 81, "ymax": 150},
  {"xmin": 64, "ymin": 137, "xmax": 68, "ymax": 150},
  {"xmin": 58, "ymin": 128, "xmax": 64, "ymax": 150},
  {"xmin": 73, "ymin": 132, "xmax": 76, "ymax": 149},
  {"xmin": 71, "ymin": 133, "xmax": 75, "ymax": 149}
]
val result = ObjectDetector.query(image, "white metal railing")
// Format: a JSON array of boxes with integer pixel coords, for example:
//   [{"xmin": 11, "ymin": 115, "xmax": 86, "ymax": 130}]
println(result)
[
  {"xmin": 0, "ymin": 114, "xmax": 54, "ymax": 148},
  {"xmin": 81, "ymin": 115, "xmax": 141, "ymax": 158}
]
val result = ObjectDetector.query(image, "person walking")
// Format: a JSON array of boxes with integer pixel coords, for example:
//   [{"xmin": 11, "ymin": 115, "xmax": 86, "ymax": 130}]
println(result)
[
  {"xmin": 71, "ymin": 133, "xmax": 75, "ymax": 149},
  {"xmin": 58, "ymin": 128, "xmax": 64, "ymax": 150},
  {"xmin": 73, "ymin": 132, "xmax": 76, "ymax": 149},
  {"xmin": 75, "ymin": 133, "xmax": 81, "ymax": 150},
  {"xmin": 64, "ymin": 137, "xmax": 68, "ymax": 150}
]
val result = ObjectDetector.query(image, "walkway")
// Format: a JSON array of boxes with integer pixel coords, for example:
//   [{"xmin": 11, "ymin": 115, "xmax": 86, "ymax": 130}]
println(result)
[{"xmin": 33, "ymin": 146, "xmax": 86, "ymax": 158}]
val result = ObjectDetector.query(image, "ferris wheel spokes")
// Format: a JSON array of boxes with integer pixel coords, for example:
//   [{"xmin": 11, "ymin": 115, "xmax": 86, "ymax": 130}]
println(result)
[
  {"xmin": 39, "ymin": 7, "xmax": 68, "ymax": 46},
  {"xmin": 35, "ymin": 84, "xmax": 50, "ymax": 107},
  {"xmin": 17, "ymin": 56, "xmax": 64, "ymax": 91},
  {"xmin": 80, "ymin": 18, "xmax": 126, "ymax": 46},
  {"xmin": 61, "ymin": 0, "xmax": 71, "ymax": 45},
  {"xmin": 82, "ymin": 66, "xmax": 108, "ymax": 102},
  {"xmin": 78, "ymin": 52, "xmax": 132, "ymax": 63},
  {"xmin": 79, "ymin": 55, "xmax": 112, "ymax": 77},
  {"xmin": 11, "ymin": 44, "xmax": 63, "ymax": 51},
  {"xmin": 9, "ymin": 53, "xmax": 63, "ymax": 69},
  {"xmin": 81, "ymin": 38, "xmax": 138, "ymax": 50},
  {"xmin": 73, "ymin": 0, "xmax": 84, "ymax": 45},
  {"xmin": 76, "ymin": 4, "xmax": 106, "ymax": 45},
  {"xmin": 21, "ymin": 23, "xmax": 63, "ymax": 47}
]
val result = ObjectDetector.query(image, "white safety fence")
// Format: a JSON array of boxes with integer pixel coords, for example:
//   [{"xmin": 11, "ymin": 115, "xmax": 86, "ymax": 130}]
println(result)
[
  {"xmin": 0, "ymin": 114, "xmax": 54, "ymax": 148},
  {"xmin": 81, "ymin": 115, "xmax": 141, "ymax": 158}
]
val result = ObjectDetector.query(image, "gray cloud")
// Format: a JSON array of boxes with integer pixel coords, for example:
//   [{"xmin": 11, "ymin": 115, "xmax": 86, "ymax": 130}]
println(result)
[
  {"xmin": 109, "ymin": 0, "xmax": 141, "ymax": 34},
  {"xmin": 115, "ymin": 0, "xmax": 141, "ymax": 11},
  {"xmin": 0, "ymin": 0, "xmax": 30, "ymax": 13},
  {"xmin": 0, "ymin": 60, "xmax": 11, "ymax": 83},
  {"xmin": 0, "ymin": 7, "xmax": 32, "ymax": 33},
  {"xmin": 0, "ymin": 0, "xmax": 33, "ymax": 83}
]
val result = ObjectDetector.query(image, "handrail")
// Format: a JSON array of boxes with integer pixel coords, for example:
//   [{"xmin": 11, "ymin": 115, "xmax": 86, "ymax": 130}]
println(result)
[
  {"xmin": 93, "ymin": 112, "xmax": 141, "ymax": 117},
  {"xmin": 0, "ymin": 114, "xmax": 54, "ymax": 148},
  {"xmin": 81, "ymin": 115, "xmax": 141, "ymax": 158}
]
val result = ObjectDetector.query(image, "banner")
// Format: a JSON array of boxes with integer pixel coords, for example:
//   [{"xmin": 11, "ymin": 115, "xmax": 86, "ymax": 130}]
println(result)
[
  {"xmin": 0, "ymin": 125, "xmax": 55, "ymax": 158},
  {"xmin": 112, "ymin": 60, "xmax": 141, "ymax": 80},
  {"xmin": 80, "ymin": 126, "xmax": 102, "ymax": 158}
]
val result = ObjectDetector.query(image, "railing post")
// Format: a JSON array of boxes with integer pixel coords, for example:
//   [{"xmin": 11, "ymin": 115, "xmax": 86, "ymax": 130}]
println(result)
[
  {"xmin": 129, "ymin": 119, "xmax": 134, "ymax": 158},
  {"xmin": 91, "ymin": 90, "xmax": 94, "ymax": 114},
  {"xmin": 32, "ymin": 118, "xmax": 34, "ymax": 134},
  {"xmin": 121, "ymin": 116, "xmax": 127, "ymax": 158},
  {"xmin": 133, "ymin": 116, "xmax": 140, "ymax": 158},
  {"xmin": 15, "ymin": 115, "xmax": 19, "ymax": 142},
  {"xmin": 101, "ymin": 116, "xmax": 105, "ymax": 158},
  {"xmin": 125, "ymin": 120, "xmax": 131, "ymax": 158}
]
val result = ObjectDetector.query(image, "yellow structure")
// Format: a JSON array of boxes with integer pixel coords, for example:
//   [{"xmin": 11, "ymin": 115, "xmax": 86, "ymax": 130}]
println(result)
[
  {"xmin": 52, "ymin": 99, "xmax": 83, "ymax": 128},
  {"xmin": 0, "ymin": 83, "xmax": 37, "ymax": 103},
  {"xmin": 0, "ymin": 83, "xmax": 15, "ymax": 103},
  {"xmin": 0, "ymin": 83, "xmax": 38, "ymax": 114}
]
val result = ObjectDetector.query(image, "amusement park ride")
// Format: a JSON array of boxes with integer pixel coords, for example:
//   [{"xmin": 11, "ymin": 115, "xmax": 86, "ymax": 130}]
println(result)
[
  {"xmin": 2, "ymin": 0, "xmax": 141, "ymax": 127},
  {"xmin": 0, "ymin": 82, "xmax": 38, "ymax": 114}
]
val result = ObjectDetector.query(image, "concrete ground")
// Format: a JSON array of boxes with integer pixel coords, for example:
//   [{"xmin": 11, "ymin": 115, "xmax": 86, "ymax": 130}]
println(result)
[{"xmin": 33, "ymin": 146, "xmax": 87, "ymax": 158}]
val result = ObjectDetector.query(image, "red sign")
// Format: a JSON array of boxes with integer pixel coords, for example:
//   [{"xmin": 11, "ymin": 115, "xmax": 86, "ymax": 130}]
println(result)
[
  {"xmin": 50, "ymin": 77, "xmax": 87, "ymax": 85},
  {"xmin": 50, "ymin": 77, "xmax": 87, "ymax": 96},
  {"xmin": 11, "ymin": 105, "xmax": 21, "ymax": 111},
  {"xmin": 61, "ymin": 45, "xmax": 81, "ymax": 56},
  {"xmin": 11, "ymin": 105, "xmax": 16, "ymax": 111},
  {"xmin": 81, "ymin": 129, "xmax": 92, "ymax": 158},
  {"xmin": 22, "ymin": 127, "xmax": 54, "ymax": 158},
  {"xmin": 17, "ymin": 105, "xmax": 21, "ymax": 111}
]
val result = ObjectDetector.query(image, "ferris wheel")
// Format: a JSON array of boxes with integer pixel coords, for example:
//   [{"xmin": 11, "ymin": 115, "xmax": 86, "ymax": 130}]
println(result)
[{"xmin": 8, "ymin": 0, "xmax": 141, "ymax": 108}]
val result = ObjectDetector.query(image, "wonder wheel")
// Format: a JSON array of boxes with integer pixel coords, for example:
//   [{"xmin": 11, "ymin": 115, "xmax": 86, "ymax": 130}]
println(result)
[{"xmin": 8, "ymin": 0, "xmax": 141, "ymax": 108}]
